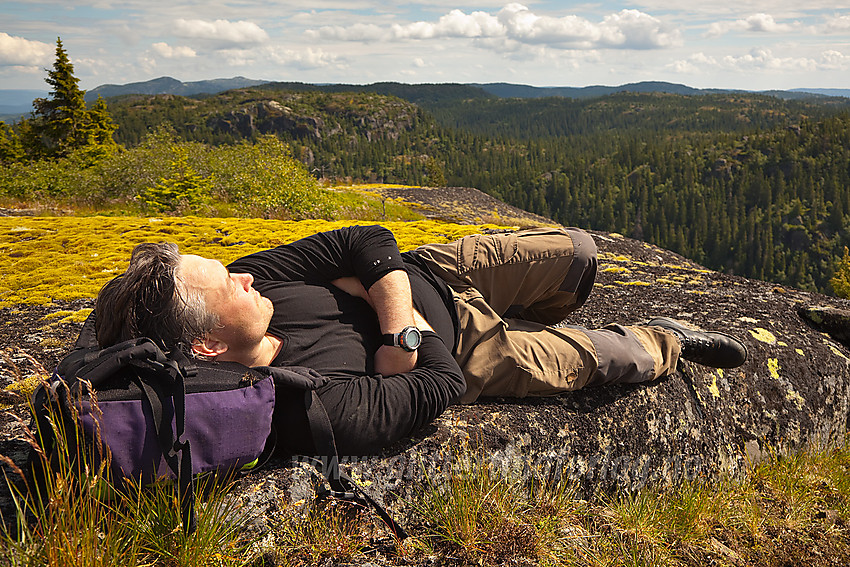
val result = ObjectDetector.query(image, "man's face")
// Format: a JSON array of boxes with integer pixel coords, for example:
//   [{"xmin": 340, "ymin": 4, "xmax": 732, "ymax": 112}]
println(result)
[{"xmin": 178, "ymin": 254, "xmax": 274, "ymax": 352}]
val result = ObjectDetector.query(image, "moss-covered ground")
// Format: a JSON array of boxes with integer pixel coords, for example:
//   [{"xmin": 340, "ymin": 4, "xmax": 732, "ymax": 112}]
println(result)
[{"xmin": 0, "ymin": 217, "xmax": 505, "ymax": 309}]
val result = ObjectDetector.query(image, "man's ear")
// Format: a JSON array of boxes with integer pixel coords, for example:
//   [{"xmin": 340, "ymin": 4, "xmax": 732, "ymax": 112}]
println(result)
[{"xmin": 192, "ymin": 336, "xmax": 228, "ymax": 358}]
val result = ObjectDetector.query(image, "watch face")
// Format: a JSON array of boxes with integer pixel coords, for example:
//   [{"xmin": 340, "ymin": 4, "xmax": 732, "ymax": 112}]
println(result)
[{"xmin": 402, "ymin": 327, "xmax": 422, "ymax": 350}]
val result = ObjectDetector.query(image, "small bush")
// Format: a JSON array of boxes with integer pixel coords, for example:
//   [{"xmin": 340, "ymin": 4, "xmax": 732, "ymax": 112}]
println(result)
[{"xmin": 138, "ymin": 146, "xmax": 213, "ymax": 213}]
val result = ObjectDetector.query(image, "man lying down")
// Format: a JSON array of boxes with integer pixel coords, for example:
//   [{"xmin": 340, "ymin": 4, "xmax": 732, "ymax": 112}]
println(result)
[{"xmin": 93, "ymin": 225, "xmax": 747, "ymax": 455}]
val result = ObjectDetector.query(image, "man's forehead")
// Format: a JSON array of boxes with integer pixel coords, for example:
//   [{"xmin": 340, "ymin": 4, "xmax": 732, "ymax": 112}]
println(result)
[{"xmin": 179, "ymin": 254, "xmax": 226, "ymax": 284}]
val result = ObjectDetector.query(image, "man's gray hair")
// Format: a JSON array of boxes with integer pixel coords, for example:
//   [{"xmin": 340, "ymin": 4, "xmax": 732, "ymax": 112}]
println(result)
[{"xmin": 95, "ymin": 242, "xmax": 219, "ymax": 349}]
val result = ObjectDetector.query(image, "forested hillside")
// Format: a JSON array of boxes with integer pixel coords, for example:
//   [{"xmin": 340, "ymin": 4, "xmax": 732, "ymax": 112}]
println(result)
[{"xmin": 105, "ymin": 86, "xmax": 850, "ymax": 293}]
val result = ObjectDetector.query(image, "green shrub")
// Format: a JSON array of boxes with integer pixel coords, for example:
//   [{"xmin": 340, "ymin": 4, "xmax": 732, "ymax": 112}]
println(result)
[
  {"xmin": 202, "ymin": 135, "xmax": 323, "ymax": 219},
  {"xmin": 138, "ymin": 146, "xmax": 213, "ymax": 213},
  {"xmin": 831, "ymin": 246, "xmax": 850, "ymax": 299},
  {"xmin": 0, "ymin": 127, "xmax": 336, "ymax": 219},
  {"xmin": 0, "ymin": 155, "xmax": 93, "ymax": 200}
]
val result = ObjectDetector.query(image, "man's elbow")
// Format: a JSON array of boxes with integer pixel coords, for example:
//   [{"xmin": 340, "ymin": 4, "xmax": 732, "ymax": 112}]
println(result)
[{"xmin": 449, "ymin": 371, "xmax": 467, "ymax": 404}]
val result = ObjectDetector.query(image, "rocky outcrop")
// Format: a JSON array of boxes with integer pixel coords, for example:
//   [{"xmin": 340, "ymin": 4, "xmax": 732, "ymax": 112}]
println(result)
[
  {"xmin": 205, "ymin": 94, "xmax": 417, "ymax": 142},
  {"xmin": 3, "ymin": 219, "xmax": 850, "ymax": 535}
]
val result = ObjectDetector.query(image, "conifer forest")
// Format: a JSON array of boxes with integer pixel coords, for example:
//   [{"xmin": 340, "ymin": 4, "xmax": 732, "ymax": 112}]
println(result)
[{"xmin": 102, "ymin": 84, "xmax": 850, "ymax": 294}]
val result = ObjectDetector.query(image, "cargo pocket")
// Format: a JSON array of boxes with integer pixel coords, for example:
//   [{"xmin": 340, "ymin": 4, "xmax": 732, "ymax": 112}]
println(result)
[{"xmin": 457, "ymin": 232, "xmax": 519, "ymax": 275}]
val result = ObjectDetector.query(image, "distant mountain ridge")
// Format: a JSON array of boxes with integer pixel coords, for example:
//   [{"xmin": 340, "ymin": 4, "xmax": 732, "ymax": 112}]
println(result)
[
  {"xmin": 473, "ymin": 81, "xmax": 709, "ymax": 98},
  {"xmin": 2, "ymin": 78, "xmax": 848, "ymax": 123},
  {"xmin": 83, "ymin": 76, "xmax": 269, "ymax": 102},
  {"xmin": 473, "ymin": 82, "xmax": 850, "ymax": 100},
  {"xmin": 790, "ymin": 87, "xmax": 850, "ymax": 98},
  {"xmin": 0, "ymin": 89, "xmax": 48, "ymax": 121},
  {"xmin": 79, "ymin": 77, "xmax": 850, "ymax": 102},
  {"xmin": 0, "ymin": 77, "xmax": 850, "ymax": 118}
]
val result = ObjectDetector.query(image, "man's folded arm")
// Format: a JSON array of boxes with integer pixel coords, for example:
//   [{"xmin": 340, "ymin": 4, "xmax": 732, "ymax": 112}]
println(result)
[
  {"xmin": 317, "ymin": 332, "xmax": 466, "ymax": 456},
  {"xmin": 227, "ymin": 225, "xmax": 405, "ymax": 287}
]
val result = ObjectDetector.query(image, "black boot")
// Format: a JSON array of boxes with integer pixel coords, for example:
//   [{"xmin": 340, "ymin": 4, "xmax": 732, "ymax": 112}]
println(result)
[{"xmin": 647, "ymin": 317, "xmax": 748, "ymax": 368}]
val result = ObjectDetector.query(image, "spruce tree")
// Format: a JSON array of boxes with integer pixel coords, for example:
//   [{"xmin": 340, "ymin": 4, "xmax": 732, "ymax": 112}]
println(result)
[
  {"xmin": 0, "ymin": 122, "xmax": 25, "ymax": 163},
  {"xmin": 85, "ymin": 96, "xmax": 119, "ymax": 146},
  {"xmin": 830, "ymin": 247, "xmax": 850, "ymax": 299},
  {"xmin": 30, "ymin": 38, "xmax": 92, "ymax": 156}
]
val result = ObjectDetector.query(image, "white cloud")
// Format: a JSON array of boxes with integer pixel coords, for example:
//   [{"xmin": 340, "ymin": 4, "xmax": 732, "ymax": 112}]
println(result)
[
  {"xmin": 667, "ymin": 51, "xmax": 720, "ymax": 74},
  {"xmin": 669, "ymin": 48, "xmax": 849, "ymax": 75},
  {"xmin": 173, "ymin": 18, "xmax": 269, "ymax": 48},
  {"xmin": 819, "ymin": 50, "xmax": 850, "ymax": 69},
  {"xmin": 597, "ymin": 9, "xmax": 682, "ymax": 49},
  {"xmin": 267, "ymin": 47, "xmax": 345, "ymax": 70},
  {"xmin": 722, "ymin": 48, "xmax": 816, "ymax": 72},
  {"xmin": 151, "ymin": 42, "xmax": 197, "ymax": 59},
  {"xmin": 820, "ymin": 14, "xmax": 850, "ymax": 34},
  {"xmin": 390, "ymin": 8, "xmax": 504, "ymax": 40},
  {"xmin": 495, "ymin": 4, "xmax": 601, "ymax": 47},
  {"xmin": 0, "ymin": 33, "xmax": 53, "ymax": 67},
  {"xmin": 310, "ymin": 4, "xmax": 681, "ymax": 51},
  {"xmin": 306, "ymin": 23, "xmax": 385, "ymax": 42},
  {"xmin": 706, "ymin": 13, "xmax": 798, "ymax": 37}
]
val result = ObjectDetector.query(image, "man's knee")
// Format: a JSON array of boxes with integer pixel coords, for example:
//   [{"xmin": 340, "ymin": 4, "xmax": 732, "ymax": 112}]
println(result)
[{"xmin": 560, "ymin": 229, "xmax": 597, "ymax": 308}]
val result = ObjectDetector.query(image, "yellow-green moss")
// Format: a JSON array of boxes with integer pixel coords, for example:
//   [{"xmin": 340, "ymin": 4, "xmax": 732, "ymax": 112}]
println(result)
[
  {"xmin": 828, "ymin": 344, "xmax": 849, "ymax": 361},
  {"xmin": 708, "ymin": 370, "xmax": 723, "ymax": 399},
  {"xmin": 4, "ymin": 374, "xmax": 43, "ymax": 405},
  {"xmin": 41, "ymin": 308, "xmax": 93, "ymax": 323},
  {"xmin": 613, "ymin": 280, "xmax": 651, "ymax": 286},
  {"xmin": 598, "ymin": 252, "xmax": 632, "ymax": 262},
  {"xmin": 42, "ymin": 310, "xmax": 76, "ymax": 320},
  {"xmin": 40, "ymin": 336, "xmax": 66, "ymax": 348},
  {"xmin": 1, "ymin": 218, "xmax": 508, "ymax": 308},
  {"xmin": 768, "ymin": 358, "xmax": 781, "ymax": 379}
]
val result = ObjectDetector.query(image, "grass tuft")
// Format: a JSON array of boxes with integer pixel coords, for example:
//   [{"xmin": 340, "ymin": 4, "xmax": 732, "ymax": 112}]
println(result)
[
  {"xmin": 273, "ymin": 499, "xmax": 379, "ymax": 565},
  {"xmin": 412, "ymin": 450, "xmax": 589, "ymax": 565}
]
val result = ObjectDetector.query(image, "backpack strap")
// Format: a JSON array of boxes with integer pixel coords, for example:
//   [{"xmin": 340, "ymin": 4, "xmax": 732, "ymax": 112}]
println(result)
[
  {"xmin": 303, "ymin": 389, "xmax": 408, "ymax": 540},
  {"xmin": 58, "ymin": 338, "xmax": 166, "ymax": 392},
  {"xmin": 70, "ymin": 339, "xmax": 198, "ymax": 534},
  {"xmin": 130, "ymin": 346, "xmax": 197, "ymax": 534},
  {"xmin": 258, "ymin": 365, "xmax": 407, "ymax": 539}
]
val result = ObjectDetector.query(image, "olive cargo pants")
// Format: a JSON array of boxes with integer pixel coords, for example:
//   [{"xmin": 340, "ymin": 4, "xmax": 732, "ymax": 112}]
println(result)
[{"xmin": 415, "ymin": 227, "xmax": 681, "ymax": 403}]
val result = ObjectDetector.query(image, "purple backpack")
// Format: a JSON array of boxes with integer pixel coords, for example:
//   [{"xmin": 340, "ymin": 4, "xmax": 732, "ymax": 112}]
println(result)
[
  {"xmin": 30, "ymin": 328, "xmax": 407, "ymax": 538},
  {"xmin": 32, "ymin": 338, "xmax": 283, "ymax": 533}
]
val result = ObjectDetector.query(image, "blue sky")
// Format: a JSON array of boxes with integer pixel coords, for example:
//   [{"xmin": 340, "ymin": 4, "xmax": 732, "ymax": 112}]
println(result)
[{"xmin": 2, "ymin": 1, "xmax": 849, "ymax": 91}]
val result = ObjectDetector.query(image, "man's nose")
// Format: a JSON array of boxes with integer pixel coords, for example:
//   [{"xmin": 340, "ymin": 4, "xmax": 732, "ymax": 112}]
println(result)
[{"xmin": 235, "ymin": 272, "xmax": 254, "ymax": 289}]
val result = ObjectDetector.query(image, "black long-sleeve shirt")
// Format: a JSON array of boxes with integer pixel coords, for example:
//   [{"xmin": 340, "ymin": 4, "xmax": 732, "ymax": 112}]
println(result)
[{"xmin": 226, "ymin": 225, "xmax": 466, "ymax": 455}]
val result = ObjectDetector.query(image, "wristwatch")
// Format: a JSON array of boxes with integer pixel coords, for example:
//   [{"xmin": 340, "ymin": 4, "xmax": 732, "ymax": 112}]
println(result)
[{"xmin": 382, "ymin": 325, "xmax": 422, "ymax": 352}]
